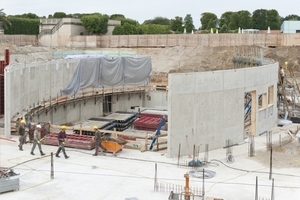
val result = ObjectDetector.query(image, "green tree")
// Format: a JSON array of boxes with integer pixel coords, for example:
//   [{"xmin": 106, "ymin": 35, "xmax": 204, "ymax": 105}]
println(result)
[
  {"xmin": 121, "ymin": 18, "xmax": 139, "ymax": 26},
  {"xmin": 228, "ymin": 12, "xmax": 239, "ymax": 30},
  {"xmin": 282, "ymin": 14, "xmax": 300, "ymax": 21},
  {"xmin": 219, "ymin": 24, "xmax": 229, "ymax": 33},
  {"xmin": 170, "ymin": 16, "xmax": 183, "ymax": 32},
  {"xmin": 219, "ymin": 11, "xmax": 233, "ymax": 28},
  {"xmin": 252, "ymin": 9, "xmax": 267, "ymax": 30},
  {"xmin": 112, "ymin": 25, "xmax": 124, "ymax": 35},
  {"xmin": 238, "ymin": 10, "xmax": 252, "ymax": 29},
  {"xmin": 5, "ymin": 17, "xmax": 39, "ymax": 35},
  {"xmin": 143, "ymin": 16, "xmax": 170, "ymax": 25},
  {"xmin": 13, "ymin": 13, "xmax": 39, "ymax": 19},
  {"xmin": 81, "ymin": 14, "xmax": 108, "ymax": 35},
  {"xmin": 110, "ymin": 14, "xmax": 125, "ymax": 20},
  {"xmin": 53, "ymin": 12, "xmax": 67, "ymax": 18},
  {"xmin": 200, "ymin": 12, "xmax": 217, "ymax": 30},
  {"xmin": 141, "ymin": 24, "xmax": 170, "ymax": 34},
  {"xmin": 123, "ymin": 22, "xmax": 133, "ymax": 35},
  {"xmin": 266, "ymin": 9, "xmax": 281, "ymax": 29},
  {"xmin": 0, "ymin": 9, "xmax": 11, "ymax": 29},
  {"xmin": 184, "ymin": 14, "xmax": 195, "ymax": 33},
  {"xmin": 206, "ymin": 19, "xmax": 215, "ymax": 30}
]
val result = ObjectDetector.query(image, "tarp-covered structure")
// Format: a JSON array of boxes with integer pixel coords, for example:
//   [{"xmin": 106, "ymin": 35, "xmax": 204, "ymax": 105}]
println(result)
[{"xmin": 61, "ymin": 56, "xmax": 152, "ymax": 95}]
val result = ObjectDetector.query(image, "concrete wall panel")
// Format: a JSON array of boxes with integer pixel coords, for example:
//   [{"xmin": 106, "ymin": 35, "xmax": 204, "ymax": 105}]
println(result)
[
  {"xmin": 195, "ymin": 71, "xmax": 223, "ymax": 92},
  {"xmin": 223, "ymin": 70, "xmax": 245, "ymax": 90},
  {"xmin": 169, "ymin": 73, "xmax": 195, "ymax": 95},
  {"xmin": 168, "ymin": 63, "xmax": 278, "ymax": 157}
]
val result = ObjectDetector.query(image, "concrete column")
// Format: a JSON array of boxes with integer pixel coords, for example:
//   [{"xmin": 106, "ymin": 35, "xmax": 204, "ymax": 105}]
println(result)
[{"xmin": 4, "ymin": 68, "xmax": 11, "ymax": 138}]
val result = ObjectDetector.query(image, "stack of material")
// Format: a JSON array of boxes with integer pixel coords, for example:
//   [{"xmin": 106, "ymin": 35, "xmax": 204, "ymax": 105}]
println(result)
[
  {"xmin": 134, "ymin": 109, "xmax": 168, "ymax": 131},
  {"xmin": 140, "ymin": 109, "xmax": 168, "ymax": 121},
  {"xmin": 88, "ymin": 117, "xmax": 117, "ymax": 130},
  {"xmin": 134, "ymin": 117, "xmax": 162, "ymax": 131},
  {"xmin": 105, "ymin": 111, "xmax": 137, "ymax": 131},
  {"xmin": 73, "ymin": 119, "xmax": 117, "ymax": 136},
  {"xmin": 44, "ymin": 133, "xmax": 95, "ymax": 150}
]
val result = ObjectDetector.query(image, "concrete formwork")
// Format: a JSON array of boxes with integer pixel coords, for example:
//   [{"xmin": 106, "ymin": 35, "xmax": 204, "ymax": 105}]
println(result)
[
  {"xmin": 3, "ymin": 57, "xmax": 168, "ymax": 137},
  {"xmin": 167, "ymin": 63, "xmax": 278, "ymax": 158}
]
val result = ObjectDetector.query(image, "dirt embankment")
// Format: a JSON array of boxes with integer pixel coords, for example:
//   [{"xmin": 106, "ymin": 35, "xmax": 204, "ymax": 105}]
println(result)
[{"xmin": 1, "ymin": 44, "xmax": 300, "ymax": 84}]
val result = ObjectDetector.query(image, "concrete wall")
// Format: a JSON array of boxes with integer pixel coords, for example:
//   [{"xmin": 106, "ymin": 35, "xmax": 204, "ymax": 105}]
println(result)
[
  {"xmin": 3, "ymin": 33, "xmax": 300, "ymax": 48},
  {"xmin": 167, "ymin": 63, "xmax": 278, "ymax": 157},
  {"xmin": 3, "ymin": 58, "xmax": 165, "ymax": 137},
  {"xmin": 4, "ymin": 59, "xmax": 80, "ymax": 136},
  {"xmin": 38, "ymin": 33, "xmax": 300, "ymax": 48}
]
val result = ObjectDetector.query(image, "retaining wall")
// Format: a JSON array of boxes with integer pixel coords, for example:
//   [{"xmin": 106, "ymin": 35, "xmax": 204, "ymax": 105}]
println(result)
[{"xmin": 167, "ymin": 63, "xmax": 278, "ymax": 157}]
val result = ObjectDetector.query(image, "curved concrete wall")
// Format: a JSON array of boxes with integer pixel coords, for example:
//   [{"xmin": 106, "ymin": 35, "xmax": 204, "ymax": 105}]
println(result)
[
  {"xmin": 4, "ymin": 59, "xmax": 167, "ymax": 137},
  {"xmin": 167, "ymin": 63, "xmax": 278, "ymax": 158}
]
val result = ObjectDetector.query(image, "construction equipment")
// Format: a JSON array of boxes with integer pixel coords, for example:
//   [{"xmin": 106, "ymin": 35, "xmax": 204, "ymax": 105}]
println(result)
[
  {"xmin": 149, "ymin": 116, "xmax": 166, "ymax": 150},
  {"xmin": 188, "ymin": 145, "xmax": 204, "ymax": 167},
  {"xmin": 168, "ymin": 173, "xmax": 204, "ymax": 200},
  {"xmin": 0, "ymin": 169, "xmax": 19, "ymax": 194}
]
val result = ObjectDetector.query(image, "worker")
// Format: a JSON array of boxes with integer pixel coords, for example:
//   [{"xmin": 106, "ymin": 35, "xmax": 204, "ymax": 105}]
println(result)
[
  {"xmin": 55, "ymin": 125, "xmax": 69, "ymax": 159},
  {"xmin": 92, "ymin": 126, "xmax": 108, "ymax": 156},
  {"xmin": 30, "ymin": 124, "xmax": 46, "ymax": 156},
  {"xmin": 18, "ymin": 120, "xmax": 26, "ymax": 151},
  {"xmin": 279, "ymin": 66, "xmax": 285, "ymax": 85}
]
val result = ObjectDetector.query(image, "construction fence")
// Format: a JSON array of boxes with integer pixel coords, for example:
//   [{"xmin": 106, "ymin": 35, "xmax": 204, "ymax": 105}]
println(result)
[{"xmin": 2, "ymin": 33, "xmax": 300, "ymax": 48}]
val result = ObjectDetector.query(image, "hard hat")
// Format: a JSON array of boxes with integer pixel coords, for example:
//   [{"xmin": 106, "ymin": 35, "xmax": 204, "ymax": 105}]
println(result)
[
  {"xmin": 36, "ymin": 124, "xmax": 42, "ymax": 129},
  {"xmin": 61, "ymin": 125, "xmax": 66, "ymax": 130},
  {"xmin": 20, "ymin": 120, "xmax": 26, "ymax": 124},
  {"xmin": 93, "ymin": 126, "xmax": 98, "ymax": 130}
]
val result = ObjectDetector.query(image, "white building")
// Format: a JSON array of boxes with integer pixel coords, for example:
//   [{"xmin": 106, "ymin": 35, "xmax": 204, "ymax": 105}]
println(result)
[{"xmin": 281, "ymin": 21, "xmax": 300, "ymax": 33}]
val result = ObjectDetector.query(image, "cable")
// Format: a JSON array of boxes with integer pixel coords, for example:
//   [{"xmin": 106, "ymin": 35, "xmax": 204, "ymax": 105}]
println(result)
[{"xmin": 189, "ymin": 169, "xmax": 216, "ymax": 179}]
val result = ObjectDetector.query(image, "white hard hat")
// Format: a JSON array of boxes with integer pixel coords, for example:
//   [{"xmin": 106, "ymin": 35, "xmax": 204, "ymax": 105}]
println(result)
[{"xmin": 36, "ymin": 124, "xmax": 42, "ymax": 128}]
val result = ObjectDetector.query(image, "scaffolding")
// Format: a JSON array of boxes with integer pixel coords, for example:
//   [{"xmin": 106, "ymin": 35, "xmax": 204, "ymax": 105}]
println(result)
[{"xmin": 278, "ymin": 64, "xmax": 300, "ymax": 119}]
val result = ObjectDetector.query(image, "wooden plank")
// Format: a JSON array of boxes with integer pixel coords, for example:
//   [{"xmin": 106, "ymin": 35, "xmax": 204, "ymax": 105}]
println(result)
[{"xmin": 287, "ymin": 130, "xmax": 298, "ymax": 142}]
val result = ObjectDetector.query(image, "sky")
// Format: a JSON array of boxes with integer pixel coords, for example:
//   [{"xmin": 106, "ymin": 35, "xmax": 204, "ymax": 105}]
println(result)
[{"xmin": 1, "ymin": 0, "xmax": 299, "ymax": 29}]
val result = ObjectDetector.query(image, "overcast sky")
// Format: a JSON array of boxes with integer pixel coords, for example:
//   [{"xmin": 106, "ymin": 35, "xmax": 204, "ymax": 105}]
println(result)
[{"xmin": 1, "ymin": 0, "xmax": 299, "ymax": 28}]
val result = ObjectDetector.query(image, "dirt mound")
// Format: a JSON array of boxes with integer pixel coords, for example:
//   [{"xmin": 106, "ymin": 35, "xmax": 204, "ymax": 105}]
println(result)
[{"xmin": 2, "ymin": 45, "xmax": 300, "ymax": 84}]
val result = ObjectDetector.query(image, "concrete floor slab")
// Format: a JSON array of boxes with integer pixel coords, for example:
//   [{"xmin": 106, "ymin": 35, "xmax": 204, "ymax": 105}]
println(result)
[{"xmin": 0, "ymin": 123, "xmax": 300, "ymax": 199}]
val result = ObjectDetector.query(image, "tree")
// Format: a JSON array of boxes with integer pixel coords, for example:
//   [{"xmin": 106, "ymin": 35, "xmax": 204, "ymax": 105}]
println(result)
[
  {"xmin": 206, "ymin": 19, "xmax": 215, "ymax": 30},
  {"xmin": 170, "ymin": 16, "xmax": 183, "ymax": 32},
  {"xmin": 219, "ymin": 24, "xmax": 229, "ymax": 33},
  {"xmin": 266, "ymin": 9, "xmax": 281, "ymax": 30},
  {"xmin": 123, "ymin": 22, "xmax": 133, "ymax": 35},
  {"xmin": 81, "ymin": 14, "xmax": 108, "ymax": 35},
  {"xmin": 200, "ymin": 12, "xmax": 217, "ymax": 30},
  {"xmin": 112, "ymin": 25, "xmax": 124, "ymax": 35},
  {"xmin": 282, "ymin": 14, "xmax": 300, "ymax": 21},
  {"xmin": 13, "ymin": 13, "xmax": 39, "ymax": 19},
  {"xmin": 121, "ymin": 18, "xmax": 139, "ymax": 26},
  {"xmin": 228, "ymin": 12, "xmax": 239, "ymax": 30},
  {"xmin": 252, "ymin": 9, "xmax": 267, "ymax": 30},
  {"xmin": 0, "ymin": 9, "xmax": 11, "ymax": 29},
  {"xmin": 184, "ymin": 14, "xmax": 195, "ymax": 33},
  {"xmin": 219, "ymin": 11, "xmax": 233, "ymax": 28},
  {"xmin": 110, "ymin": 14, "xmax": 125, "ymax": 20},
  {"xmin": 143, "ymin": 16, "xmax": 170, "ymax": 25},
  {"xmin": 238, "ymin": 10, "xmax": 252, "ymax": 29},
  {"xmin": 53, "ymin": 12, "xmax": 67, "ymax": 18}
]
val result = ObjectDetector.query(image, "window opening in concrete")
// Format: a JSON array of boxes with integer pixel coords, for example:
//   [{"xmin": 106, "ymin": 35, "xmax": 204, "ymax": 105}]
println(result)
[
  {"xmin": 268, "ymin": 86, "xmax": 274, "ymax": 105},
  {"xmin": 244, "ymin": 92, "xmax": 252, "ymax": 138},
  {"xmin": 103, "ymin": 95, "xmax": 112, "ymax": 115},
  {"xmin": 250, "ymin": 91, "xmax": 257, "ymax": 136},
  {"xmin": 258, "ymin": 93, "xmax": 267, "ymax": 110}
]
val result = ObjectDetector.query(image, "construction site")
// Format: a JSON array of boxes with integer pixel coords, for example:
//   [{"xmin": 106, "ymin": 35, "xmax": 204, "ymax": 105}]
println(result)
[{"xmin": 1, "ymin": 30, "xmax": 300, "ymax": 199}]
